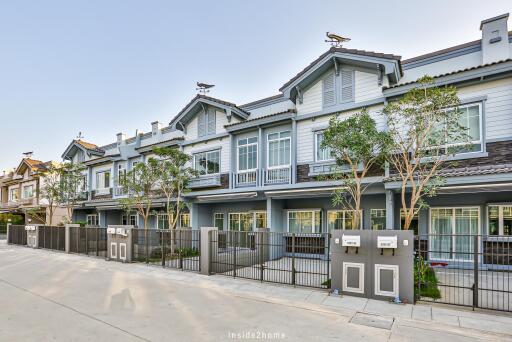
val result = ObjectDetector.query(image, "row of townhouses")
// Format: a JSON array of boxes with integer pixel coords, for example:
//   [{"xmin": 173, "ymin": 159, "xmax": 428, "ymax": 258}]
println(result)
[
  {"xmin": 0, "ymin": 159, "xmax": 67, "ymax": 224},
  {"xmin": 2, "ymin": 14, "xmax": 512, "ymax": 261}
]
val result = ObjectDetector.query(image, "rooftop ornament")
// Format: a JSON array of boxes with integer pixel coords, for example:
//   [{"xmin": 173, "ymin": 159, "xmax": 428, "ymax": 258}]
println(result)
[
  {"xmin": 196, "ymin": 82, "xmax": 215, "ymax": 95},
  {"xmin": 325, "ymin": 32, "xmax": 351, "ymax": 47}
]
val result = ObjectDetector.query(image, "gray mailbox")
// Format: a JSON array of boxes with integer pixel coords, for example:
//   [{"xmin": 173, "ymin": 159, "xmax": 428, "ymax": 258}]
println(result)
[
  {"xmin": 106, "ymin": 225, "xmax": 133, "ymax": 263},
  {"xmin": 331, "ymin": 230, "xmax": 414, "ymax": 304},
  {"xmin": 26, "ymin": 225, "xmax": 38, "ymax": 248}
]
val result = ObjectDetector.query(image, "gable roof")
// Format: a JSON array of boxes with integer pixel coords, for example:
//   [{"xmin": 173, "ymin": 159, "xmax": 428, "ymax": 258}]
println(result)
[
  {"xmin": 61, "ymin": 139, "xmax": 105, "ymax": 160},
  {"xmin": 14, "ymin": 158, "xmax": 50, "ymax": 175},
  {"xmin": 169, "ymin": 94, "xmax": 250, "ymax": 130},
  {"xmin": 280, "ymin": 47, "xmax": 402, "ymax": 93}
]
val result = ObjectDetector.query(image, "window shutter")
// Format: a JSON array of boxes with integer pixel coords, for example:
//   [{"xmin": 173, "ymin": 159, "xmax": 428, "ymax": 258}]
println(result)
[
  {"xmin": 322, "ymin": 73, "xmax": 335, "ymax": 107},
  {"xmin": 341, "ymin": 70, "xmax": 354, "ymax": 103},
  {"xmin": 198, "ymin": 112, "xmax": 206, "ymax": 137},
  {"xmin": 207, "ymin": 108, "xmax": 216, "ymax": 134}
]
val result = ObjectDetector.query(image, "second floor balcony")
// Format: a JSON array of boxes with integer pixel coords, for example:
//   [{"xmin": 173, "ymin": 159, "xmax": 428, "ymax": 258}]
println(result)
[
  {"xmin": 189, "ymin": 174, "xmax": 221, "ymax": 189},
  {"xmin": 264, "ymin": 166, "xmax": 292, "ymax": 185},
  {"xmin": 233, "ymin": 166, "xmax": 292, "ymax": 187}
]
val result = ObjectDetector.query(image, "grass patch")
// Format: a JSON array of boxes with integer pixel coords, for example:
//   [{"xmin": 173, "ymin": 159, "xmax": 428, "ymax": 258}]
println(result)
[{"xmin": 415, "ymin": 256, "xmax": 441, "ymax": 300}]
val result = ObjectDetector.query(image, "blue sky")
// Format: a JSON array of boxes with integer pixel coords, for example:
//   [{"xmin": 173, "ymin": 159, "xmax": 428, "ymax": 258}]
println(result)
[{"xmin": 0, "ymin": 0, "xmax": 510, "ymax": 171}]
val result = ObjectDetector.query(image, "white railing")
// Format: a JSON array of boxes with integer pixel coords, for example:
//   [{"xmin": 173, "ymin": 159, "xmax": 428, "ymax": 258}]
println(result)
[
  {"xmin": 265, "ymin": 166, "xmax": 291, "ymax": 185},
  {"xmin": 189, "ymin": 174, "xmax": 221, "ymax": 188},
  {"xmin": 94, "ymin": 188, "xmax": 111, "ymax": 196},
  {"xmin": 236, "ymin": 170, "xmax": 257, "ymax": 187},
  {"xmin": 114, "ymin": 186, "xmax": 126, "ymax": 196}
]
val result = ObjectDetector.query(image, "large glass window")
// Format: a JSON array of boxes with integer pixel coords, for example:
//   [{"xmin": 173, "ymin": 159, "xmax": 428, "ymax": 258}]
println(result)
[
  {"xmin": 267, "ymin": 131, "xmax": 291, "ymax": 168},
  {"xmin": 22, "ymin": 185, "xmax": 34, "ymax": 199},
  {"xmin": 370, "ymin": 209, "xmax": 386, "ymax": 230},
  {"xmin": 229, "ymin": 213, "xmax": 253, "ymax": 232},
  {"xmin": 255, "ymin": 212, "xmax": 267, "ymax": 229},
  {"xmin": 430, "ymin": 207, "xmax": 479, "ymax": 261},
  {"xmin": 315, "ymin": 131, "xmax": 333, "ymax": 162},
  {"xmin": 488, "ymin": 205, "xmax": 512, "ymax": 236},
  {"xmin": 86, "ymin": 214, "xmax": 99, "ymax": 226},
  {"xmin": 194, "ymin": 150, "xmax": 220, "ymax": 175},
  {"xmin": 238, "ymin": 137, "xmax": 258, "ymax": 171},
  {"xmin": 117, "ymin": 164, "xmax": 126, "ymax": 184},
  {"xmin": 157, "ymin": 213, "xmax": 169, "ymax": 229},
  {"xmin": 179, "ymin": 213, "xmax": 190, "ymax": 228},
  {"xmin": 95, "ymin": 171, "xmax": 110, "ymax": 189},
  {"xmin": 9, "ymin": 188, "xmax": 18, "ymax": 201},
  {"xmin": 288, "ymin": 210, "xmax": 322, "ymax": 234},
  {"xmin": 122, "ymin": 214, "xmax": 138, "ymax": 227},
  {"xmin": 214, "ymin": 213, "xmax": 224, "ymax": 231},
  {"xmin": 327, "ymin": 210, "xmax": 362, "ymax": 231}
]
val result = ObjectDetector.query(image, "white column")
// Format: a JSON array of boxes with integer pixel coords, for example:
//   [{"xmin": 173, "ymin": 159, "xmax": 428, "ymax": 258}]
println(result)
[{"xmin": 386, "ymin": 190, "xmax": 395, "ymax": 230}]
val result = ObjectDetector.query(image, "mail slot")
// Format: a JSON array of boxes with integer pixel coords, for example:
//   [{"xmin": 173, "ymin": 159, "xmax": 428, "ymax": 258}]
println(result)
[
  {"xmin": 342, "ymin": 234, "xmax": 361, "ymax": 247},
  {"xmin": 107, "ymin": 227, "xmax": 116, "ymax": 234},
  {"xmin": 377, "ymin": 236, "xmax": 397, "ymax": 249},
  {"xmin": 116, "ymin": 228, "xmax": 127, "ymax": 236},
  {"xmin": 25, "ymin": 225, "xmax": 36, "ymax": 231}
]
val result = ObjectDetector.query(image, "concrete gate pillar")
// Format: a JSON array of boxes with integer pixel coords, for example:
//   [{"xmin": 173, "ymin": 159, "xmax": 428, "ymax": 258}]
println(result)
[{"xmin": 200, "ymin": 226, "xmax": 218, "ymax": 275}]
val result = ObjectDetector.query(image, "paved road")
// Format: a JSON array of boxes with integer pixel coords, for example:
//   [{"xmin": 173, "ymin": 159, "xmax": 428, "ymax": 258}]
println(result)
[{"xmin": 0, "ymin": 242, "xmax": 510, "ymax": 341}]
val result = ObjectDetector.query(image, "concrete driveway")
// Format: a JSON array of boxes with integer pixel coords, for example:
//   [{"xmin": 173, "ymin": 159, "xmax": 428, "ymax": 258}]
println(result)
[{"xmin": 1, "ymin": 241, "xmax": 511, "ymax": 341}]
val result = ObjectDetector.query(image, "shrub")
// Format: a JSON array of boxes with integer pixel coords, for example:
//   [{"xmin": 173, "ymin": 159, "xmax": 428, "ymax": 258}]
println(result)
[{"xmin": 414, "ymin": 256, "xmax": 441, "ymax": 300}]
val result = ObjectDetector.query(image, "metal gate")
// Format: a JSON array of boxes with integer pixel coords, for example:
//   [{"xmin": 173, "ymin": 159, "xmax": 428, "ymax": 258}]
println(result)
[
  {"xmin": 7, "ymin": 225, "xmax": 26, "ymax": 245},
  {"xmin": 69, "ymin": 226, "xmax": 107, "ymax": 257},
  {"xmin": 209, "ymin": 230, "xmax": 330, "ymax": 289},
  {"xmin": 37, "ymin": 226, "xmax": 66, "ymax": 251},
  {"xmin": 132, "ymin": 228, "xmax": 200, "ymax": 272},
  {"xmin": 415, "ymin": 234, "xmax": 512, "ymax": 312}
]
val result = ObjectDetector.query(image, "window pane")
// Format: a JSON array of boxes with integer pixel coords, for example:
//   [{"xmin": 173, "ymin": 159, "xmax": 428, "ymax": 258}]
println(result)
[
  {"xmin": 247, "ymin": 144, "xmax": 257, "ymax": 169},
  {"xmin": 280, "ymin": 131, "xmax": 291, "ymax": 138},
  {"xmin": 328, "ymin": 211, "xmax": 343, "ymax": 232},
  {"xmin": 207, "ymin": 151, "xmax": 219, "ymax": 174},
  {"xmin": 503, "ymin": 207, "xmax": 512, "ymax": 236},
  {"xmin": 283, "ymin": 139, "xmax": 290, "ymax": 165},
  {"xmin": 454, "ymin": 208, "xmax": 478, "ymax": 260},
  {"xmin": 195, "ymin": 153, "xmax": 206, "ymax": 175},
  {"xmin": 238, "ymin": 146, "xmax": 247, "ymax": 171},
  {"xmin": 214, "ymin": 213, "xmax": 224, "ymax": 231},
  {"xmin": 288, "ymin": 211, "xmax": 313, "ymax": 234},
  {"xmin": 248, "ymin": 137, "xmax": 258, "ymax": 144},
  {"xmin": 488, "ymin": 206, "xmax": 499, "ymax": 235},
  {"xmin": 430, "ymin": 209, "xmax": 453, "ymax": 260},
  {"xmin": 255, "ymin": 212, "xmax": 267, "ymax": 229},
  {"xmin": 371, "ymin": 209, "xmax": 386, "ymax": 230},
  {"xmin": 268, "ymin": 133, "xmax": 279, "ymax": 141},
  {"xmin": 467, "ymin": 105, "xmax": 480, "ymax": 141},
  {"xmin": 268, "ymin": 141, "xmax": 278, "ymax": 167},
  {"xmin": 229, "ymin": 214, "xmax": 240, "ymax": 231}
]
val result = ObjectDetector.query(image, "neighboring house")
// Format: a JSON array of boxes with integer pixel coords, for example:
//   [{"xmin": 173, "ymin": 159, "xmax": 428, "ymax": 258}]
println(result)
[
  {"xmin": 62, "ymin": 14, "xmax": 512, "ymax": 262},
  {"xmin": 0, "ymin": 158, "xmax": 67, "ymax": 225}
]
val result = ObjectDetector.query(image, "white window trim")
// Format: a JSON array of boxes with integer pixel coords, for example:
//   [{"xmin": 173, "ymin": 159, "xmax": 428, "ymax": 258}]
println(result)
[
  {"xmin": 342, "ymin": 262, "xmax": 364, "ymax": 294},
  {"xmin": 370, "ymin": 209, "xmax": 387, "ymax": 230},
  {"xmin": 22, "ymin": 185, "xmax": 34, "ymax": 199},
  {"xmin": 286, "ymin": 209, "xmax": 322, "ymax": 234},
  {"xmin": 237, "ymin": 137, "xmax": 259, "ymax": 172},
  {"xmin": 428, "ymin": 206, "xmax": 481, "ymax": 262},
  {"xmin": 86, "ymin": 214, "xmax": 99, "ymax": 227},
  {"xmin": 486, "ymin": 204, "xmax": 512, "ymax": 237},
  {"xmin": 213, "ymin": 212, "xmax": 225, "ymax": 230},
  {"xmin": 266, "ymin": 131, "xmax": 291, "ymax": 170},
  {"xmin": 327, "ymin": 209, "xmax": 363, "ymax": 230},
  {"xmin": 314, "ymin": 131, "xmax": 335, "ymax": 163},
  {"xmin": 95, "ymin": 170, "xmax": 111, "ymax": 190},
  {"xmin": 228, "ymin": 212, "xmax": 264, "ymax": 231},
  {"xmin": 193, "ymin": 149, "xmax": 221, "ymax": 176},
  {"xmin": 374, "ymin": 264, "xmax": 399, "ymax": 297},
  {"xmin": 179, "ymin": 213, "xmax": 190, "ymax": 228}
]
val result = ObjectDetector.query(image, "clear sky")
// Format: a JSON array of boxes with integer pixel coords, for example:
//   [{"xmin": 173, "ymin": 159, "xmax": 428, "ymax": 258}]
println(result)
[{"xmin": 0, "ymin": 0, "xmax": 510, "ymax": 171}]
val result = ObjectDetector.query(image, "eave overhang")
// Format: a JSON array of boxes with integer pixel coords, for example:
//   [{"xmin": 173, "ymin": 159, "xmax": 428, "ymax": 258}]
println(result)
[
  {"xmin": 280, "ymin": 48, "xmax": 402, "ymax": 103},
  {"xmin": 83, "ymin": 154, "xmax": 121, "ymax": 167},
  {"xmin": 61, "ymin": 140, "xmax": 105, "ymax": 160},
  {"xmin": 169, "ymin": 95, "xmax": 250, "ymax": 131},
  {"xmin": 135, "ymin": 137, "xmax": 184, "ymax": 154},
  {"xmin": 224, "ymin": 110, "xmax": 296, "ymax": 132}
]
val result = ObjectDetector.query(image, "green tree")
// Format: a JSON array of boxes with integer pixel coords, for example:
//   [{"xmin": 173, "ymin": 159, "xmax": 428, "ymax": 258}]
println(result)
[
  {"xmin": 322, "ymin": 110, "xmax": 391, "ymax": 229},
  {"xmin": 153, "ymin": 146, "xmax": 197, "ymax": 230},
  {"xmin": 60, "ymin": 162, "xmax": 87, "ymax": 223},
  {"xmin": 38, "ymin": 162, "xmax": 63, "ymax": 225},
  {"xmin": 119, "ymin": 158, "xmax": 161, "ymax": 262},
  {"xmin": 383, "ymin": 76, "xmax": 467, "ymax": 230}
]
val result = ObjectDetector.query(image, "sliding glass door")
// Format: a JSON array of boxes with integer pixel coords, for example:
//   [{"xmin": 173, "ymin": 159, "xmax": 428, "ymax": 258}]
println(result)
[{"xmin": 430, "ymin": 207, "xmax": 479, "ymax": 261}]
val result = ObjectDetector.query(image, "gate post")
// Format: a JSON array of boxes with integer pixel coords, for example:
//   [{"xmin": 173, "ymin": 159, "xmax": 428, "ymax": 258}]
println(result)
[
  {"xmin": 6, "ymin": 223, "xmax": 11, "ymax": 244},
  {"xmin": 473, "ymin": 234, "xmax": 479, "ymax": 310},
  {"xmin": 200, "ymin": 227, "xmax": 217, "ymax": 275},
  {"xmin": 65, "ymin": 224, "xmax": 79, "ymax": 253},
  {"xmin": 292, "ymin": 233, "xmax": 296, "ymax": 286}
]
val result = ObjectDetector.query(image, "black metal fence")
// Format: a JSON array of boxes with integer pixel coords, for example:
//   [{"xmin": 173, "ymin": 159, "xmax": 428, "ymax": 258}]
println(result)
[
  {"xmin": 209, "ymin": 230, "xmax": 330, "ymax": 289},
  {"xmin": 37, "ymin": 226, "xmax": 66, "ymax": 251},
  {"xmin": 132, "ymin": 228, "xmax": 200, "ymax": 272},
  {"xmin": 415, "ymin": 234, "xmax": 512, "ymax": 312},
  {"xmin": 7, "ymin": 225, "xmax": 26, "ymax": 245},
  {"xmin": 69, "ymin": 226, "xmax": 107, "ymax": 257}
]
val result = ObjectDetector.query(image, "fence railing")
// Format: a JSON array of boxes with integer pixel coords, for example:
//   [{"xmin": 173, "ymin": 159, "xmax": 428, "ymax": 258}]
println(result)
[
  {"xmin": 415, "ymin": 234, "xmax": 512, "ymax": 312},
  {"xmin": 37, "ymin": 226, "xmax": 66, "ymax": 251},
  {"xmin": 209, "ymin": 230, "xmax": 330, "ymax": 289},
  {"xmin": 7, "ymin": 225, "xmax": 27, "ymax": 245},
  {"xmin": 236, "ymin": 170, "xmax": 257, "ymax": 187},
  {"xmin": 69, "ymin": 226, "xmax": 107, "ymax": 257},
  {"xmin": 132, "ymin": 228, "xmax": 201, "ymax": 272},
  {"xmin": 264, "ymin": 166, "xmax": 291, "ymax": 185}
]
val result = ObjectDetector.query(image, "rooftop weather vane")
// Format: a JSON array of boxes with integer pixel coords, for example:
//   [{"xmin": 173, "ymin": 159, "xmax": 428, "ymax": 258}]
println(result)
[
  {"xmin": 76, "ymin": 131, "xmax": 84, "ymax": 140},
  {"xmin": 22, "ymin": 151, "xmax": 33, "ymax": 158},
  {"xmin": 196, "ymin": 82, "xmax": 215, "ymax": 94},
  {"xmin": 325, "ymin": 32, "xmax": 351, "ymax": 47}
]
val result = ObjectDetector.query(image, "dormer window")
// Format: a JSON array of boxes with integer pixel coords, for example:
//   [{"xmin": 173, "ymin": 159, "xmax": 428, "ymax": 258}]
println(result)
[{"xmin": 198, "ymin": 107, "xmax": 216, "ymax": 137}]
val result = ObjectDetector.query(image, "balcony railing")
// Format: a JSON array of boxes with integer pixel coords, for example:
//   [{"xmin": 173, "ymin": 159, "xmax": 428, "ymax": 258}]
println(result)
[
  {"xmin": 235, "ymin": 170, "xmax": 257, "ymax": 187},
  {"xmin": 94, "ymin": 188, "xmax": 111, "ymax": 196},
  {"xmin": 189, "ymin": 174, "xmax": 221, "ymax": 189},
  {"xmin": 114, "ymin": 186, "xmax": 127, "ymax": 196},
  {"xmin": 19, "ymin": 197, "xmax": 36, "ymax": 206},
  {"xmin": 265, "ymin": 166, "xmax": 291, "ymax": 185}
]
